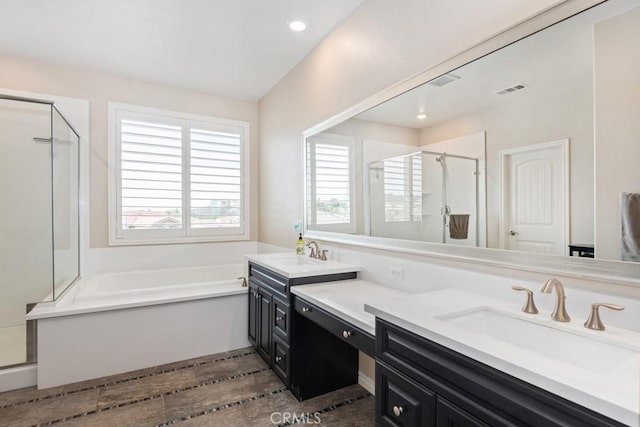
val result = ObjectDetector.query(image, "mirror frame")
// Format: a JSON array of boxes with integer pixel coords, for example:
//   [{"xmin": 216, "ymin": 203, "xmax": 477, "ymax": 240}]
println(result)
[{"xmin": 303, "ymin": 0, "xmax": 640, "ymax": 287}]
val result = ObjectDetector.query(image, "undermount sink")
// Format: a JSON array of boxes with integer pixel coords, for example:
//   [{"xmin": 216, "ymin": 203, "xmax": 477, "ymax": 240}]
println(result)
[
  {"xmin": 266, "ymin": 255, "xmax": 320, "ymax": 266},
  {"xmin": 437, "ymin": 307, "xmax": 639, "ymax": 375}
]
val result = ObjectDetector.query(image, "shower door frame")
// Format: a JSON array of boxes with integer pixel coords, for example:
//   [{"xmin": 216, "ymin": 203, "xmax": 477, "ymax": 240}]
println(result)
[{"xmin": 422, "ymin": 150, "xmax": 480, "ymax": 246}]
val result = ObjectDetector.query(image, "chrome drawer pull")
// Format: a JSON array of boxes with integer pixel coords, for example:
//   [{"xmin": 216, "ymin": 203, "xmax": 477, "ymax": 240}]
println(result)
[
  {"xmin": 393, "ymin": 405, "xmax": 404, "ymax": 417},
  {"xmin": 342, "ymin": 330, "xmax": 352, "ymax": 339},
  {"xmin": 302, "ymin": 307, "xmax": 311, "ymax": 313},
  {"xmin": 275, "ymin": 316, "xmax": 284, "ymax": 322},
  {"xmin": 275, "ymin": 356, "xmax": 283, "ymax": 362}
]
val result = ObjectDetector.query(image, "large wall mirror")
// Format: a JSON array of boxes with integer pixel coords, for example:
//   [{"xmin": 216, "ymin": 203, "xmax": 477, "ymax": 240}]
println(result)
[{"xmin": 304, "ymin": 0, "xmax": 640, "ymax": 280}]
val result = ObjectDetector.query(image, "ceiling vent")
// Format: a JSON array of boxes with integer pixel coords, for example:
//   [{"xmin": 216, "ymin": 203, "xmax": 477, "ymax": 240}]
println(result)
[
  {"xmin": 429, "ymin": 73, "xmax": 461, "ymax": 87},
  {"xmin": 496, "ymin": 84, "xmax": 527, "ymax": 95}
]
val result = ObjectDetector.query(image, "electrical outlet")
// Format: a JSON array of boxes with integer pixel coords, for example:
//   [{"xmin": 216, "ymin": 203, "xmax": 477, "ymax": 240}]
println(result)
[{"xmin": 390, "ymin": 266, "xmax": 404, "ymax": 281}]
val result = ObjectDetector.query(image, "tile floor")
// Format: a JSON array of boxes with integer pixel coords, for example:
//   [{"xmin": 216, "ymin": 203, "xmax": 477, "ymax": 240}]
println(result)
[{"xmin": 0, "ymin": 347, "xmax": 374, "ymax": 426}]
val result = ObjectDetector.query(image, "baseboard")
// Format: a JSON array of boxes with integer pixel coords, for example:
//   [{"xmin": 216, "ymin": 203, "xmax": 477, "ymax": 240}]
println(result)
[
  {"xmin": 358, "ymin": 371, "xmax": 375, "ymax": 395},
  {"xmin": 0, "ymin": 364, "xmax": 37, "ymax": 392}
]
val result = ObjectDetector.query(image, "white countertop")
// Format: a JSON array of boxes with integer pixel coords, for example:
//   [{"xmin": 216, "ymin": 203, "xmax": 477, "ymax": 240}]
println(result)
[
  {"xmin": 245, "ymin": 252, "xmax": 361, "ymax": 279},
  {"xmin": 290, "ymin": 279, "xmax": 408, "ymax": 335},
  {"xmin": 365, "ymin": 288, "xmax": 640, "ymax": 427}
]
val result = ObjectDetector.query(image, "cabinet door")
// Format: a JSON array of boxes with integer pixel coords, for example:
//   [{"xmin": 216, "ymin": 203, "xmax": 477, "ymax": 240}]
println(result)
[
  {"xmin": 436, "ymin": 397, "xmax": 489, "ymax": 427},
  {"xmin": 376, "ymin": 362, "xmax": 436, "ymax": 427},
  {"xmin": 272, "ymin": 296, "xmax": 290, "ymax": 342},
  {"xmin": 257, "ymin": 287, "xmax": 272, "ymax": 362},
  {"xmin": 248, "ymin": 283, "xmax": 259, "ymax": 346},
  {"xmin": 272, "ymin": 334, "xmax": 290, "ymax": 384}
]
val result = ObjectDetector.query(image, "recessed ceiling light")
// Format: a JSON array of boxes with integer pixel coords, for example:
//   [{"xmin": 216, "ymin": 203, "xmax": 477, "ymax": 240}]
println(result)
[
  {"xmin": 289, "ymin": 20, "xmax": 307, "ymax": 32},
  {"xmin": 417, "ymin": 113, "xmax": 428, "ymax": 120}
]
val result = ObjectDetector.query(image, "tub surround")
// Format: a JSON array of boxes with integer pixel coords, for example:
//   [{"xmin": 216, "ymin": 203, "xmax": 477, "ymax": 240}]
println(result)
[
  {"xmin": 27, "ymin": 264, "xmax": 248, "ymax": 320},
  {"xmin": 245, "ymin": 252, "xmax": 361, "ymax": 278},
  {"xmin": 30, "ymin": 263, "xmax": 252, "ymax": 389}
]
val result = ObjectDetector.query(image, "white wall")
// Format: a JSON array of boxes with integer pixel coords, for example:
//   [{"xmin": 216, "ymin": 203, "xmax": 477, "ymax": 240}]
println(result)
[
  {"xmin": 258, "ymin": 0, "xmax": 566, "ymax": 249},
  {"xmin": 0, "ymin": 55, "xmax": 259, "ymax": 248},
  {"xmin": 594, "ymin": 6, "xmax": 640, "ymax": 260}
]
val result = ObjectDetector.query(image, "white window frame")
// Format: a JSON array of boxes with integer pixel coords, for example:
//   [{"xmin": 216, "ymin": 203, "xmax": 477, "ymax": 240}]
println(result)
[
  {"xmin": 108, "ymin": 102, "xmax": 250, "ymax": 245},
  {"xmin": 305, "ymin": 133, "xmax": 357, "ymax": 233}
]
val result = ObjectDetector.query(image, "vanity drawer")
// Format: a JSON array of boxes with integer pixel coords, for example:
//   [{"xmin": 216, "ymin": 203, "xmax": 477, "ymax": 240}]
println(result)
[
  {"xmin": 272, "ymin": 296, "xmax": 290, "ymax": 342},
  {"xmin": 376, "ymin": 361, "xmax": 436, "ymax": 427},
  {"xmin": 294, "ymin": 296, "xmax": 375, "ymax": 356},
  {"xmin": 249, "ymin": 263, "xmax": 288, "ymax": 297},
  {"xmin": 272, "ymin": 334, "xmax": 290, "ymax": 384}
]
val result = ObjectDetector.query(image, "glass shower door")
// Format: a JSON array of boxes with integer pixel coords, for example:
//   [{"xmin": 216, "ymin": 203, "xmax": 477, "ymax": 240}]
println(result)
[{"xmin": 0, "ymin": 99, "xmax": 53, "ymax": 367}]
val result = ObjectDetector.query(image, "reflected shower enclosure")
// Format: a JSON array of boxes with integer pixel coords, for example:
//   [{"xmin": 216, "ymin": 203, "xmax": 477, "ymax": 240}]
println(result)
[
  {"xmin": 0, "ymin": 94, "xmax": 80, "ymax": 369},
  {"xmin": 368, "ymin": 151, "xmax": 480, "ymax": 245}
]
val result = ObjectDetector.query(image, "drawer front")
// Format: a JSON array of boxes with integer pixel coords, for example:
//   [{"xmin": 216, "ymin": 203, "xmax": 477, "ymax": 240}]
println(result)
[
  {"xmin": 376, "ymin": 361, "xmax": 436, "ymax": 427},
  {"xmin": 272, "ymin": 296, "xmax": 290, "ymax": 342},
  {"xmin": 249, "ymin": 263, "xmax": 288, "ymax": 297},
  {"xmin": 272, "ymin": 334, "xmax": 290, "ymax": 385},
  {"xmin": 294, "ymin": 297, "xmax": 375, "ymax": 356},
  {"xmin": 437, "ymin": 397, "xmax": 489, "ymax": 427}
]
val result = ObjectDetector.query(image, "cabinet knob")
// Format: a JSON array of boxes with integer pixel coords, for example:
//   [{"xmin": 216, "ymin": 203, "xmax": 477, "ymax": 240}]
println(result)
[
  {"xmin": 342, "ymin": 330, "xmax": 352, "ymax": 339},
  {"xmin": 302, "ymin": 307, "xmax": 311, "ymax": 313},
  {"xmin": 392, "ymin": 405, "xmax": 404, "ymax": 417},
  {"xmin": 275, "ymin": 316, "xmax": 284, "ymax": 322},
  {"xmin": 275, "ymin": 356, "xmax": 282, "ymax": 362}
]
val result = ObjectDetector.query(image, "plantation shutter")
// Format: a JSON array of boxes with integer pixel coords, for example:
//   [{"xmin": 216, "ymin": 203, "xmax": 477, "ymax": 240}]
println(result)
[
  {"xmin": 189, "ymin": 125, "xmax": 243, "ymax": 231},
  {"xmin": 306, "ymin": 133, "xmax": 355, "ymax": 231},
  {"xmin": 384, "ymin": 154, "xmax": 422, "ymax": 222},
  {"xmin": 120, "ymin": 118, "xmax": 183, "ymax": 230},
  {"xmin": 112, "ymin": 104, "xmax": 248, "ymax": 244}
]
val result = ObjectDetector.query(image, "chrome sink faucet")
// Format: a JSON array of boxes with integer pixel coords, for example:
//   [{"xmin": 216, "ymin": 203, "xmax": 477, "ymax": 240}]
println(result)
[
  {"xmin": 306, "ymin": 241, "xmax": 328, "ymax": 260},
  {"xmin": 539, "ymin": 278, "xmax": 570, "ymax": 322}
]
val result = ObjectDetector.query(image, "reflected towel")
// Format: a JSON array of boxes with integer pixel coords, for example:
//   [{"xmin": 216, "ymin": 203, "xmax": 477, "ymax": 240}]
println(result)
[
  {"xmin": 449, "ymin": 214, "xmax": 470, "ymax": 239},
  {"xmin": 621, "ymin": 193, "xmax": 640, "ymax": 262}
]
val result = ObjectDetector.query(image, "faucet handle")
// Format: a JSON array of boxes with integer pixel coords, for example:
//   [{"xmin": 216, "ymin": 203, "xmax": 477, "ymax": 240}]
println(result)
[
  {"xmin": 584, "ymin": 303, "xmax": 624, "ymax": 331},
  {"xmin": 511, "ymin": 286, "xmax": 539, "ymax": 314},
  {"xmin": 320, "ymin": 249, "xmax": 329, "ymax": 261}
]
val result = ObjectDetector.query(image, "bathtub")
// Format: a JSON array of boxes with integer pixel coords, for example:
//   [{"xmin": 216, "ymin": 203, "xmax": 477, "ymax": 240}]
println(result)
[
  {"xmin": 71, "ymin": 264, "xmax": 247, "ymax": 308},
  {"xmin": 27, "ymin": 263, "xmax": 251, "ymax": 389}
]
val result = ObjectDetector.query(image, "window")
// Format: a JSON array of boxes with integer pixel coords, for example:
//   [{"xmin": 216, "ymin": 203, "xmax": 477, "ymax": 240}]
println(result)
[
  {"xmin": 384, "ymin": 153, "xmax": 422, "ymax": 222},
  {"xmin": 306, "ymin": 133, "xmax": 356, "ymax": 232},
  {"xmin": 108, "ymin": 103, "xmax": 249, "ymax": 245}
]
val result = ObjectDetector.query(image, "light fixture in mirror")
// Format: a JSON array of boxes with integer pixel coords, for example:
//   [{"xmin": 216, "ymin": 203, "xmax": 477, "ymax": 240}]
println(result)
[{"xmin": 304, "ymin": 0, "xmax": 640, "ymax": 268}]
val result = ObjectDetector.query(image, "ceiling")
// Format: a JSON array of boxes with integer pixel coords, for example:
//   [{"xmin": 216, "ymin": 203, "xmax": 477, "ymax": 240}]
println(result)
[
  {"xmin": 0, "ymin": 0, "xmax": 364, "ymax": 100},
  {"xmin": 355, "ymin": 0, "xmax": 634, "ymax": 130}
]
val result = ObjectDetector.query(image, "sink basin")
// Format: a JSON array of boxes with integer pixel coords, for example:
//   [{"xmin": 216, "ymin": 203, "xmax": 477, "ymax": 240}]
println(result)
[
  {"xmin": 438, "ymin": 307, "xmax": 639, "ymax": 375},
  {"xmin": 267, "ymin": 255, "xmax": 319, "ymax": 266}
]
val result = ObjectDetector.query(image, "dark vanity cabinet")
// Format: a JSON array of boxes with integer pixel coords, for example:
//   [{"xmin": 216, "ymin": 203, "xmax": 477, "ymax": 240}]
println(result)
[
  {"xmin": 375, "ymin": 319, "xmax": 625, "ymax": 427},
  {"xmin": 247, "ymin": 261, "xmax": 358, "ymax": 400}
]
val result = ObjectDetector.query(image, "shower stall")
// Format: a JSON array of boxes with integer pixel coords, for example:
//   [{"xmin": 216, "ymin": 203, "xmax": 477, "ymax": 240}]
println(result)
[
  {"xmin": 368, "ymin": 150, "xmax": 480, "ymax": 245},
  {"xmin": 0, "ymin": 94, "xmax": 80, "ymax": 369}
]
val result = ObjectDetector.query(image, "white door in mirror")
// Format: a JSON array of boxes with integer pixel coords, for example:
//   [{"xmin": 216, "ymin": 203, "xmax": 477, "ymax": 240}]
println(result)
[{"xmin": 501, "ymin": 140, "xmax": 568, "ymax": 256}]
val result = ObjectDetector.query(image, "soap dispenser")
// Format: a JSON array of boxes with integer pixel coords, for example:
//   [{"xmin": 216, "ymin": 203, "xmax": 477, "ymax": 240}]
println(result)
[{"xmin": 296, "ymin": 233, "xmax": 305, "ymax": 255}]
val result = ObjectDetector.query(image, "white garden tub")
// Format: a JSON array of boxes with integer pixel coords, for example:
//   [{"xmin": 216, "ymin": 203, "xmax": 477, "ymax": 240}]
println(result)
[{"xmin": 27, "ymin": 263, "xmax": 251, "ymax": 389}]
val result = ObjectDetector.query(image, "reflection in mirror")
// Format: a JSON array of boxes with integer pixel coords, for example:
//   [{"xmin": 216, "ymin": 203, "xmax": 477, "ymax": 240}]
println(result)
[{"xmin": 304, "ymin": 0, "xmax": 640, "ymax": 262}]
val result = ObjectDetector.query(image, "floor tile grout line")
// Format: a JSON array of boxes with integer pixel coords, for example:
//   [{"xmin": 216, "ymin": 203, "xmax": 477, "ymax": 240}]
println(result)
[
  {"xmin": 155, "ymin": 386, "xmax": 290, "ymax": 426},
  {"xmin": 32, "ymin": 366, "xmax": 272, "ymax": 426},
  {"xmin": 1, "ymin": 350, "xmax": 257, "ymax": 409},
  {"xmin": 280, "ymin": 393, "xmax": 373, "ymax": 426}
]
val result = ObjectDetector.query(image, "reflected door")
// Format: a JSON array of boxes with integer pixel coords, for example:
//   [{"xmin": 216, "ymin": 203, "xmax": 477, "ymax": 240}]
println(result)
[{"xmin": 502, "ymin": 140, "xmax": 569, "ymax": 255}]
